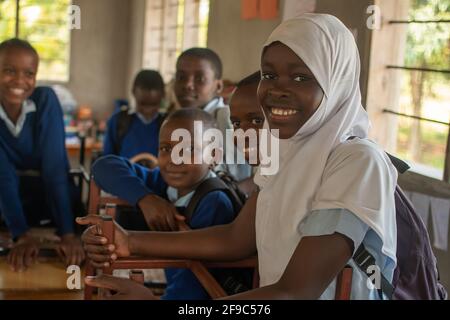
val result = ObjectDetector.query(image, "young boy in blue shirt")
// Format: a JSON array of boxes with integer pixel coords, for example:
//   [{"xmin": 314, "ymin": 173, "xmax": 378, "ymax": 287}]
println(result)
[
  {"xmin": 0, "ymin": 38, "xmax": 84, "ymax": 271},
  {"xmin": 89, "ymin": 108, "xmax": 242, "ymax": 299},
  {"xmin": 103, "ymin": 70, "xmax": 166, "ymax": 160},
  {"xmin": 174, "ymin": 48, "xmax": 252, "ymax": 192}
]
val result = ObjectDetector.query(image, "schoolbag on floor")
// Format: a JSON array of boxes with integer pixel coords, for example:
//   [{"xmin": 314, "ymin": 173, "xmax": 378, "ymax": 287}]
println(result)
[{"xmin": 353, "ymin": 154, "xmax": 448, "ymax": 300}]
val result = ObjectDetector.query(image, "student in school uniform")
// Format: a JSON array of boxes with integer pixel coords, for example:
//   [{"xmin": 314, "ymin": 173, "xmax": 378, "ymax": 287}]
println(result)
[
  {"xmin": 173, "ymin": 47, "xmax": 253, "ymax": 182},
  {"xmin": 0, "ymin": 38, "xmax": 84, "ymax": 271},
  {"xmin": 80, "ymin": 14, "xmax": 398, "ymax": 300},
  {"xmin": 87, "ymin": 108, "xmax": 248, "ymax": 299},
  {"xmin": 229, "ymin": 71, "xmax": 265, "ymax": 196},
  {"xmin": 103, "ymin": 70, "xmax": 166, "ymax": 163}
]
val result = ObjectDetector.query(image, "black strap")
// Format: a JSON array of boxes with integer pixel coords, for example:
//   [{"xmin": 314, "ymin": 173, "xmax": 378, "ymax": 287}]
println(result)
[
  {"xmin": 347, "ymin": 136, "xmax": 410, "ymax": 174},
  {"xmin": 353, "ymin": 244, "xmax": 395, "ymax": 300},
  {"xmin": 114, "ymin": 106, "xmax": 133, "ymax": 155},
  {"xmin": 386, "ymin": 153, "xmax": 410, "ymax": 174},
  {"xmin": 114, "ymin": 111, "xmax": 167, "ymax": 155},
  {"xmin": 183, "ymin": 178, "xmax": 231, "ymax": 223}
]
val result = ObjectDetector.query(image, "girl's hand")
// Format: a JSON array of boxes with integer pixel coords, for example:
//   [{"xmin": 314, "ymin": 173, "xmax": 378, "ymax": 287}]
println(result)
[
  {"xmin": 76, "ymin": 216, "xmax": 130, "ymax": 268},
  {"xmin": 138, "ymin": 194, "xmax": 181, "ymax": 231},
  {"xmin": 56, "ymin": 233, "xmax": 85, "ymax": 267},
  {"xmin": 85, "ymin": 274, "xmax": 158, "ymax": 300},
  {"xmin": 7, "ymin": 233, "xmax": 39, "ymax": 272}
]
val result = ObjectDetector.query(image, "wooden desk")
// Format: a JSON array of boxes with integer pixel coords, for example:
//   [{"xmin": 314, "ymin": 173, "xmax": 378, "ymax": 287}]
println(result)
[
  {"xmin": 0, "ymin": 229, "xmax": 84, "ymax": 300},
  {"xmin": 66, "ymin": 141, "xmax": 102, "ymax": 158},
  {"xmin": 0, "ymin": 258, "xmax": 84, "ymax": 300}
]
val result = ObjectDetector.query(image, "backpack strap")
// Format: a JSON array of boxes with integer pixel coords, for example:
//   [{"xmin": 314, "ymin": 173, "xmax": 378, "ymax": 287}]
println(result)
[
  {"xmin": 114, "ymin": 106, "xmax": 133, "ymax": 155},
  {"xmin": 156, "ymin": 112, "xmax": 167, "ymax": 130},
  {"xmin": 183, "ymin": 178, "xmax": 236, "ymax": 223},
  {"xmin": 347, "ymin": 136, "xmax": 410, "ymax": 174},
  {"xmin": 353, "ymin": 243, "xmax": 395, "ymax": 300}
]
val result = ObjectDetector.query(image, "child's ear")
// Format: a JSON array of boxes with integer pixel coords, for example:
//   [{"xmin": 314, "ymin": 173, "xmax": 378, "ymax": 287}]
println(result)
[{"xmin": 216, "ymin": 79, "xmax": 224, "ymax": 95}]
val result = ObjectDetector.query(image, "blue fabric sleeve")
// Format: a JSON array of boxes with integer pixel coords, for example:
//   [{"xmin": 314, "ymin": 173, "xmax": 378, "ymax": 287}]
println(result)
[
  {"xmin": 162, "ymin": 191, "xmax": 235, "ymax": 300},
  {"xmin": 33, "ymin": 87, "xmax": 74, "ymax": 236},
  {"xmin": 298, "ymin": 208, "xmax": 369, "ymax": 255},
  {"xmin": 102, "ymin": 113, "xmax": 117, "ymax": 155},
  {"xmin": 0, "ymin": 148, "xmax": 29, "ymax": 238},
  {"xmin": 189, "ymin": 191, "xmax": 235, "ymax": 229},
  {"xmin": 91, "ymin": 155, "xmax": 166, "ymax": 205}
]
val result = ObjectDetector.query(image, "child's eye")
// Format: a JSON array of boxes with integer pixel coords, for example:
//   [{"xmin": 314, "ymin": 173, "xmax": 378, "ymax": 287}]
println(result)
[
  {"xmin": 3, "ymin": 68, "xmax": 14, "ymax": 75},
  {"xmin": 251, "ymin": 118, "xmax": 264, "ymax": 126},
  {"xmin": 159, "ymin": 146, "xmax": 171, "ymax": 153},
  {"xmin": 232, "ymin": 120, "xmax": 241, "ymax": 129},
  {"xmin": 175, "ymin": 73, "xmax": 185, "ymax": 82},
  {"xmin": 293, "ymin": 75, "xmax": 310, "ymax": 82},
  {"xmin": 25, "ymin": 71, "xmax": 35, "ymax": 77},
  {"xmin": 195, "ymin": 76, "xmax": 206, "ymax": 83},
  {"xmin": 261, "ymin": 73, "xmax": 275, "ymax": 81}
]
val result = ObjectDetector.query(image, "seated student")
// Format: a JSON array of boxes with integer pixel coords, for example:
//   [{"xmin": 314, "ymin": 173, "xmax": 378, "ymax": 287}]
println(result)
[
  {"xmin": 0, "ymin": 38, "xmax": 84, "ymax": 271},
  {"xmin": 90, "ymin": 108, "xmax": 249, "ymax": 299},
  {"xmin": 103, "ymin": 70, "xmax": 166, "ymax": 163},
  {"xmin": 79, "ymin": 14, "xmax": 398, "ymax": 300},
  {"xmin": 173, "ymin": 48, "xmax": 252, "ymax": 182},
  {"xmin": 229, "ymin": 71, "xmax": 265, "ymax": 196}
]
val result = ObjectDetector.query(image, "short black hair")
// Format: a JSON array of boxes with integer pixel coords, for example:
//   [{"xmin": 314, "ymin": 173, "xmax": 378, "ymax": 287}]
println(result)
[
  {"xmin": 177, "ymin": 48, "xmax": 223, "ymax": 79},
  {"xmin": 133, "ymin": 70, "xmax": 165, "ymax": 95},
  {"xmin": 0, "ymin": 38, "xmax": 38, "ymax": 57},
  {"xmin": 165, "ymin": 108, "xmax": 217, "ymax": 130},
  {"xmin": 236, "ymin": 71, "xmax": 260, "ymax": 88}
]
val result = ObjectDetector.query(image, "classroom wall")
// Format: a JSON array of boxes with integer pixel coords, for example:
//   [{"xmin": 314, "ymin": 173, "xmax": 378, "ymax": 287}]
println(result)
[
  {"xmin": 65, "ymin": 0, "xmax": 132, "ymax": 118},
  {"xmin": 207, "ymin": 0, "xmax": 374, "ymax": 103}
]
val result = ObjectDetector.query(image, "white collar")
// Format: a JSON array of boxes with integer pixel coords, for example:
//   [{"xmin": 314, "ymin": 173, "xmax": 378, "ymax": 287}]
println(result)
[
  {"xmin": 0, "ymin": 99, "xmax": 36, "ymax": 137},
  {"xmin": 202, "ymin": 97, "xmax": 225, "ymax": 114},
  {"xmin": 136, "ymin": 111, "xmax": 159, "ymax": 125}
]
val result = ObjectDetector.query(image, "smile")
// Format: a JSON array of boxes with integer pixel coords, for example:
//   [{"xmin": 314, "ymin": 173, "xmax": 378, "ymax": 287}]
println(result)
[
  {"xmin": 9, "ymin": 88, "xmax": 26, "ymax": 96},
  {"xmin": 269, "ymin": 107, "xmax": 298, "ymax": 119}
]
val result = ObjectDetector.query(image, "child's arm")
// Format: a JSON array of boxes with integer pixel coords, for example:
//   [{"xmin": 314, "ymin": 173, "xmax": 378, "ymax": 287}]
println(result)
[
  {"xmin": 92, "ymin": 155, "xmax": 157, "ymax": 205},
  {"xmin": 37, "ymin": 88, "xmax": 75, "ymax": 237},
  {"xmin": 222, "ymin": 233, "xmax": 353, "ymax": 299},
  {"xmin": 102, "ymin": 116, "xmax": 116, "ymax": 155},
  {"xmin": 77, "ymin": 191, "xmax": 258, "ymax": 268},
  {"xmin": 0, "ymin": 149, "xmax": 29, "ymax": 240},
  {"xmin": 92, "ymin": 155, "xmax": 179, "ymax": 231}
]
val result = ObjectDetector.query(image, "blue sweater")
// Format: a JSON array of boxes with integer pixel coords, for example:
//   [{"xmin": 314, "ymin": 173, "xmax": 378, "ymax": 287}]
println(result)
[
  {"xmin": 92, "ymin": 155, "xmax": 236, "ymax": 299},
  {"xmin": 0, "ymin": 87, "xmax": 74, "ymax": 239},
  {"xmin": 103, "ymin": 111, "xmax": 162, "ymax": 159}
]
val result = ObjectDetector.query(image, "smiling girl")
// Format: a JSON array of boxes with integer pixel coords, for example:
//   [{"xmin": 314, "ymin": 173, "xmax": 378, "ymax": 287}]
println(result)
[{"xmin": 79, "ymin": 14, "xmax": 397, "ymax": 300}]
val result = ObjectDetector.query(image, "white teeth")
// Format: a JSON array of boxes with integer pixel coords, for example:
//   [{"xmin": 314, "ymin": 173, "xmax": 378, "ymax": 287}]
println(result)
[
  {"xmin": 10, "ymin": 88, "xmax": 25, "ymax": 96},
  {"xmin": 271, "ymin": 107, "xmax": 298, "ymax": 116}
]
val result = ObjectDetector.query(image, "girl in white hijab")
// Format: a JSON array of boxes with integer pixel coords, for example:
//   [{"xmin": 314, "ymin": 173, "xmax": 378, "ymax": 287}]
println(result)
[{"xmin": 79, "ymin": 13, "xmax": 398, "ymax": 300}]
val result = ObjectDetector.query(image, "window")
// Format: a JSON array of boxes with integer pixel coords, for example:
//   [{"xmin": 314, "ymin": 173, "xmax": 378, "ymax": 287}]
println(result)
[
  {"xmin": 142, "ymin": 0, "xmax": 210, "ymax": 82},
  {"xmin": 367, "ymin": 0, "xmax": 450, "ymax": 180},
  {"xmin": 0, "ymin": 0, "xmax": 72, "ymax": 82}
]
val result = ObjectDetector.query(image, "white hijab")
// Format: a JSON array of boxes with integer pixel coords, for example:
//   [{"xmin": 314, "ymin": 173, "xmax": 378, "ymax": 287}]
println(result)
[{"xmin": 254, "ymin": 14, "xmax": 398, "ymax": 286}]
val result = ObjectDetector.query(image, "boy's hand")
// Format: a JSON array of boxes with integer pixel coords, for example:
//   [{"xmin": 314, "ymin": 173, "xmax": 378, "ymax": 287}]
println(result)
[
  {"xmin": 85, "ymin": 274, "xmax": 158, "ymax": 300},
  {"xmin": 56, "ymin": 233, "xmax": 85, "ymax": 267},
  {"xmin": 138, "ymin": 194, "xmax": 181, "ymax": 231},
  {"xmin": 76, "ymin": 216, "xmax": 130, "ymax": 268},
  {"xmin": 7, "ymin": 233, "xmax": 39, "ymax": 272}
]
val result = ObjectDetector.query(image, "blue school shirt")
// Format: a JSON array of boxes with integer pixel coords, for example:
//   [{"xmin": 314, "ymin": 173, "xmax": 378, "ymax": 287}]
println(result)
[
  {"xmin": 91, "ymin": 155, "xmax": 236, "ymax": 299},
  {"xmin": 298, "ymin": 208, "xmax": 396, "ymax": 300},
  {"xmin": 0, "ymin": 87, "xmax": 74, "ymax": 239},
  {"xmin": 103, "ymin": 111, "xmax": 162, "ymax": 159}
]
